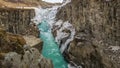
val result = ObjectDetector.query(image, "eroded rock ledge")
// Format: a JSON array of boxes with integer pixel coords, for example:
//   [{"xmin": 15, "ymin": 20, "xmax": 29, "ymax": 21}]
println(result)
[{"xmin": 0, "ymin": 27, "xmax": 53, "ymax": 68}]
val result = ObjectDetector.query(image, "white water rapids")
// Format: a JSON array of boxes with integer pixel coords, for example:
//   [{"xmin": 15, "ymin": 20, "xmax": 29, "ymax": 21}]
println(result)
[
  {"xmin": 32, "ymin": 0, "xmax": 75, "ymax": 54},
  {"xmin": 32, "ymin": 0, "xmax": 79, "ymax": 68}
]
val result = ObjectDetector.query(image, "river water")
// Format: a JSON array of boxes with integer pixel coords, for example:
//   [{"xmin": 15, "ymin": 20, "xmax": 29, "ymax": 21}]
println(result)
[
  {"xmin": 38, "ymin": 20, "xmax": 68, "ymax": 68},
  {"xmin": 32, "ymin": 0, "xmax": 75, "ymax": 68}
]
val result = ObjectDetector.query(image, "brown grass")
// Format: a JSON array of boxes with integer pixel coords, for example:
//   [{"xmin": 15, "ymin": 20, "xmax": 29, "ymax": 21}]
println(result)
[{"xmin": 0, "ymin": 0, "xmax": 54, "ymax": 8}]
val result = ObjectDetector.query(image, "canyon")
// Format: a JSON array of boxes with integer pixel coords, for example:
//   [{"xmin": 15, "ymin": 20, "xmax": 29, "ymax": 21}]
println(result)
[{"xmin": 0, "ymin": 0, "xmax": 120, "ymax": 68}]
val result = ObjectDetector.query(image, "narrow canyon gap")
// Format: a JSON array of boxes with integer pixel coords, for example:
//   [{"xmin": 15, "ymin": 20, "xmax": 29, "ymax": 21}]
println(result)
[{"xmin": 33, "ymin": 0, "xmax": 72, "ymax": 68}]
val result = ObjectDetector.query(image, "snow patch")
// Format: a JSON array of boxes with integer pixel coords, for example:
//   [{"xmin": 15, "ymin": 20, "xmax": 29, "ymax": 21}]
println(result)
[{"xmin": 42, "ymin": 0, "xmax": 63, "ymax": 3}]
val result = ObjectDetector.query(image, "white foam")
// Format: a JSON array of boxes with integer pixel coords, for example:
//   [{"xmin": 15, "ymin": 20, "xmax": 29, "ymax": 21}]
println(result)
[
  {"xmin": 55, "ymin": 21, "xmax": 75, "ymax": 53},
  {"xmin": 32, "ymin": 0, "xmax": 71, "ymax": 25},
  {"xmin": 32, "ymin": 0, "xmax": 73, "ymax": 55}
]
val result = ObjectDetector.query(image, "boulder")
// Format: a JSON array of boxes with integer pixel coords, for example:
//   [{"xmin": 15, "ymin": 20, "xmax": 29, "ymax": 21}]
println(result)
[{"xmin": 0, "ymin": 48, "xmax": 53, "ymax": 68}]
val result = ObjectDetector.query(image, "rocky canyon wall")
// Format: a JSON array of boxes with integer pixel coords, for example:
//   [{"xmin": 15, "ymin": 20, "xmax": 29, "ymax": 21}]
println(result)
[
  {"xmin": 0, "ymin": 8, "xmax": 39, "ymax": 37},
  {"xmin": 56, "ymin": 0, "xmax": 120, "ymax": 68},
  {"xmin": 0, "ymin": 27, "xmax": 53, "ymax": 68}
]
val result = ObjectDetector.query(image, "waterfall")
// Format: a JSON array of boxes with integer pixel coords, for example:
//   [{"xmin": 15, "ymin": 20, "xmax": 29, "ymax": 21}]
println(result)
[
  {"xmin": 32, "ymin": 0, "xmax": 75, "ymax": 54},
  {"xmin": 32, "ymin": 0, "xmax": 77, "ymax": 68}
]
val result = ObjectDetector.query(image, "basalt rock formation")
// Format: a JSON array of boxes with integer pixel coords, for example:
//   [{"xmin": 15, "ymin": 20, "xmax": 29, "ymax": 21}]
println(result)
[
  {"xmin": 0, "ymin": 8, "xmax": 39, "ymax": 37},
  {"xmin": 56, "ymin": 0, "xmax": 120, "ymax": 68}
]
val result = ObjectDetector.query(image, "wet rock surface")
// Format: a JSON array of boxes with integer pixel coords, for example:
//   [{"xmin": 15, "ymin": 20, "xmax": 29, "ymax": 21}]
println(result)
[{"xmin": 56, "ymin": 0, "xmax": 120, "ymax": 68}]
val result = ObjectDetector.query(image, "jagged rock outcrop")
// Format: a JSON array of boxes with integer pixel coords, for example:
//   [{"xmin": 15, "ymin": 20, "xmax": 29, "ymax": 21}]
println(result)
[
  {"xmin": 1, "ymin": 48, "xmax": 53, "ymax": 68},
  {"xmin": 56, "ymin": 0, "xmax": 120, "ymax": 68},
  {"xmin": 23, "ymin": 35, "xmax": 43, "ymax": 53},
  {"xmin": 23, "ymin": 35, "xmax": 43, "ymax": 47},
  {"xmin": 0, "ymin": 27, "xmax": 53, "ymax": 68}
]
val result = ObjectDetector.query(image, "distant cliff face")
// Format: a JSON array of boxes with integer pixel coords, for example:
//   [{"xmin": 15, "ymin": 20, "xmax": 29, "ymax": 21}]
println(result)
[
  {"xmin": 56, "ymin": 0, "xmax": 120, "ymax": 68},
  {"xmin": 0, "ymin": 8, "xmax": 39, "ymax": 37}
]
